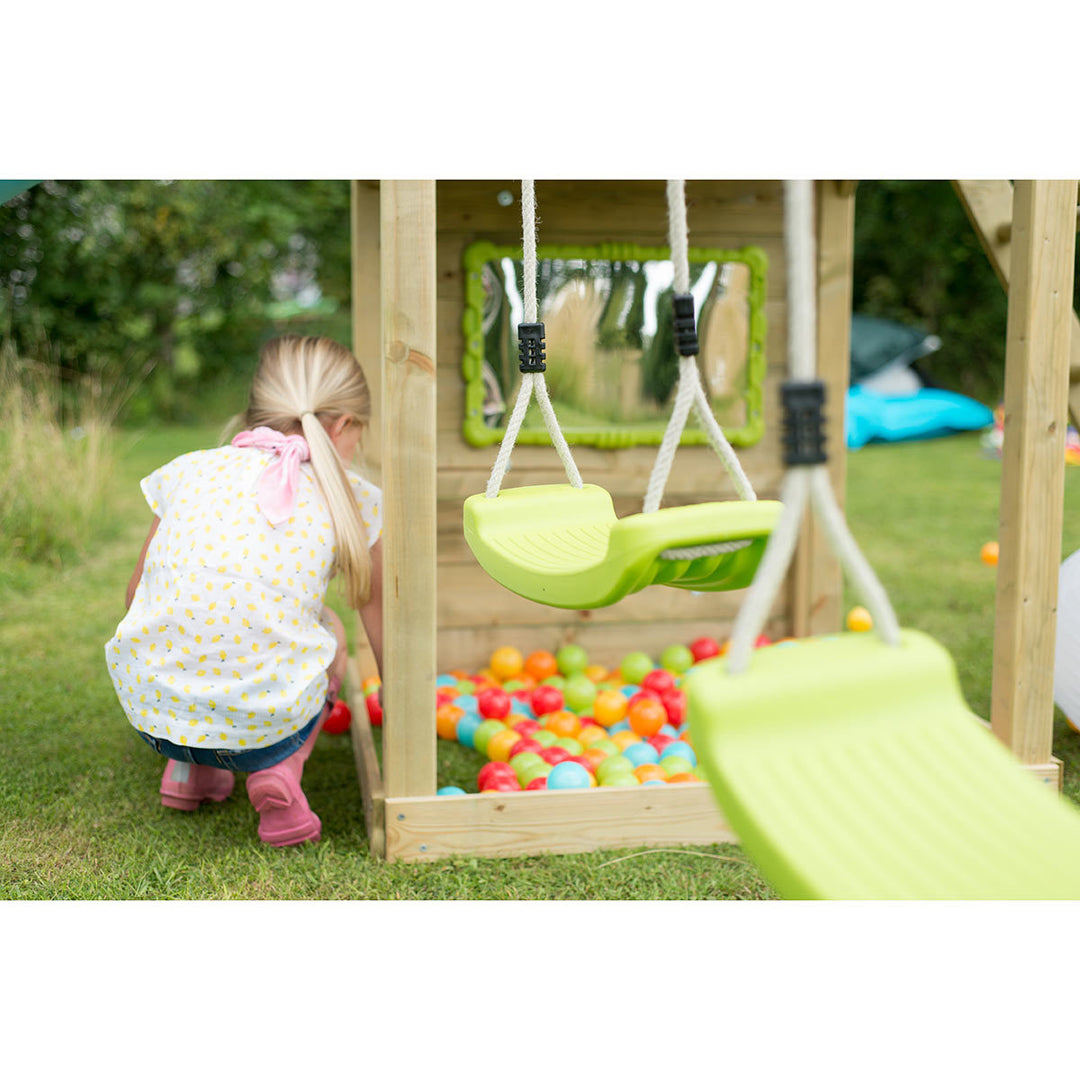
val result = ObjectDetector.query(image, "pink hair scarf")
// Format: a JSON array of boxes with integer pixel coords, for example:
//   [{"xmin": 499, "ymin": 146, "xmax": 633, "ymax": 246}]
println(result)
[{"xmin": 232, "ymin": 427, "xmax": 311, "ymax": 525}]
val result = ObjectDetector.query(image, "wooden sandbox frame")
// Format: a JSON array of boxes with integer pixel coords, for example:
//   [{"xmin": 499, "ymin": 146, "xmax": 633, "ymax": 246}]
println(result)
[{"xmin": 344, "ymin": 179, "xmax": 1077, "ymax": 863}]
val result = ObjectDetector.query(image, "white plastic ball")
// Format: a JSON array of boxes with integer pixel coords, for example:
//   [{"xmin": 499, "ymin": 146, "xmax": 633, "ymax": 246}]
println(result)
[{"xmin": 1054, "ymin": 549, "xmax": 1080, "ymax": 732}]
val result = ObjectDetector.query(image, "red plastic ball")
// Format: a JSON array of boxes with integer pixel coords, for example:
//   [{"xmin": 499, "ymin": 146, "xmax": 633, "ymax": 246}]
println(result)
[
  {"xmin": 365, "ymin": 691, "xmax": 383, "ymax": 728},
  {"xmin": 512, "ymin": 719, "xmax": 541, "ymax": 737},
  {"xmin": 477, "ymin": 687, "xmax": 511, "ymax": 720},
  {"xmin": 323, "ymin": 699, "xmax": 353, "ymax": 735},
  {"xmin": 642, "ymin": 669, "xmax": 677, "ymax": 696},
  {"xmin": 628, "ymin": 689, "xmax": 663, "ymax": 710},
  {"xmin": 509, "ymin": 738, "xmax": 543, "ymax": 759},
  {"xmin": 436, "ymin": 689, "xmax": 455, "ymax": 707},
  {"xmin": 660, "ymin": 688, "xmax": 687, "ymax": 726},
  {"xmin": 531, "ymin": 685, "xmax": 565, "ymax": 717},
  {"xmin": 525, "ymin": 776, "xmax": 548, "ymax": 790},
  {"xmin": 568, "ymin": 754, "xmax": 597, "ymax": 775},
  {"xmin": 538, "ymin": 746, "xmax": 572, "ymax": 766},
  {"xmin": 690, "ymin": 636, "xmax": 721, "ymax": 663},
  {"xmin": 647, "ymin": 734, "xmax": 676, "ymax": 755},
  {"xmin": 481, "ymin": 775, "xmax": 522, "ymax": 793},
  {"xmin": 477, "ymin": 761, "xmax": 516, "ymax": 789},
  {"xmin": 755, "ymin": 634, "xmax": 772, "ymax": 649}
]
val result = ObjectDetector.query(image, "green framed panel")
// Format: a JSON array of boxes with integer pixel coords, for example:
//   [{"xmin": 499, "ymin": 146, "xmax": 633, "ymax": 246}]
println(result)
[{"xmin": 461, "ymin": 241, "xmax": 768, "ymax": 450}]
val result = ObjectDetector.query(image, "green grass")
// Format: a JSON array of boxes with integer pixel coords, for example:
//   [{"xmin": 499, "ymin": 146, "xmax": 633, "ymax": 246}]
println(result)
[{"xmin": 3, "ymin": 428, "xmax": 1080, "ymax": 899}]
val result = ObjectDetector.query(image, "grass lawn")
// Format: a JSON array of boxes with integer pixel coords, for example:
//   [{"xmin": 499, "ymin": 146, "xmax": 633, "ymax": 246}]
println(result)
[{"xmin": 3, "ymin": 426, "xmax": 1080, "ymax": 900}]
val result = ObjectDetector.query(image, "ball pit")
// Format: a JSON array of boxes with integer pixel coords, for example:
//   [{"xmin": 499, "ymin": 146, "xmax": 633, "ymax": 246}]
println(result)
[{"xmin": 427, "ymin": 634, "xmax": 799, "ymax": 794}]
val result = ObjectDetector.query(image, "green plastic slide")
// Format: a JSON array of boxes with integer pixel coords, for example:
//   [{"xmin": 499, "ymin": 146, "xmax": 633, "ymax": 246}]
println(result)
[
  {"xmin": 463, "ymin": 483, "xmax": 781, "ymax": 609},
  {"xmin": 686, "ymin": 629, "xmax": 1080, "ymax": 899}
]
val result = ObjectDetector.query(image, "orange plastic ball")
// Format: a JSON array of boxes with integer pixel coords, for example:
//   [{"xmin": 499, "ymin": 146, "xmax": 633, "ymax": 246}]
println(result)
[
  {"xmin": 612, "ymin": 729, "xmax": 642, "ymax": 750},
  {"xmin": 581, "ymin": 747, "xmax": 609, "ymax": 771},
  {"xmin": 634, "ymin": 763, "xmax": 668, "ymax": 784},
  {"xmin": 628, "ymin": 698, "xmax": 667, "ymax": 738},
  {"xmin": 524, "ymin": 650, "xmax": 559, "ymax": 682},
  {"xmin": 593, "ymin": 689, "xmax": 628, "ymax": 728},
  {"xmin": 666, "ymin": 772, "xmax": 699, "ymax": 784},
  {"xmin": 981, "ymin": 541, "xmax": 1000, "ymax": 567},
  {"xmin": 584, "ymin": 664, "xmax": 608, "ymax": 683},
  {"xmin": 543, "ymin": 710, "xmax": 581, "ymax": 739},
  {"xmin": 436, "ymin": 704, "xmax": 464, "ymax": 741},
  {"xmin": 486, "ymin": 728, "xmax": 526, "ymax": 762},
  {"xmin": 490, "ymin": 646, "xmax": 525, "ymax": 681},
  {"xmin": 516, "ymin": 673, "xmax": 538, "ymax": 691},
  {"xmin": 578, "ymin": 726, "xmax": 609, "ymax": 748}
]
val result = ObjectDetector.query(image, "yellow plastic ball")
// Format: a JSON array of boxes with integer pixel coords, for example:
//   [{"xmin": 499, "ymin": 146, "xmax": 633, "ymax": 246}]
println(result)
[
  {"xmin": 486, "ymin": 728, "xmax": 525, "ymax": 762},
  {"xmin": 846, "ymin": 606, "xmax": 873, "ymax": 633},
  {"xmin": 489, "ymin": 646, "xmax": 525, "ymax": 682}
]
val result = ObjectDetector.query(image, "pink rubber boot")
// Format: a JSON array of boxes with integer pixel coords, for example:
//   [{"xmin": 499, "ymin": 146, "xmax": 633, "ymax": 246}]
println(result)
[
  {"xmin": 160, "ymin": 759, "xmax": 235, "ymax": 811},
  {"xmin": 245, "ymin": 710, "xmax": 327, "ymax": 847}
]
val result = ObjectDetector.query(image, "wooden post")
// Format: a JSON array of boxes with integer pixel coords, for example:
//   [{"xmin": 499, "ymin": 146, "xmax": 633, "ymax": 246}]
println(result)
[
  {"xmin": 953, "ymin": 179, "xmax": 1080, "ymax": 427},
  {"xmin": 792, "ymin": 180, "xmax": 855, "ymax": 637},
  {"xmin": 990, "ymin": 180, "xmax": 1077, "ymax": 777},
  {"xmin": 380, "ymin": 180, "xmax": 438, "ymax": 799}
]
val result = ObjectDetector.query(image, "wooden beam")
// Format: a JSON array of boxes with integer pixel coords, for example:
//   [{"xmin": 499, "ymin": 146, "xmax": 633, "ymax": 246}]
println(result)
[
  {"xmin": 792, "ymin": 180, "xmax": 855, "ymax": 636},
  {"xmin": 990, "ymin": 180, "xmax": 1077, "ymax": 770},
  {"xmin": 383, "ymin": 783, "xmax": 737, "ymax": 862},
  {"xmin": 953, "ymin": 179, "xmax": 1080, "ymax": 425},
  {"xmin": 380, "ymin": 180, "xmax": 438, "ymax": 799},
  {"xmin": 351, "ymin": 180, "xmax": 383, "ymax": 486},
  {"xmin": 347, "ymin": 657, "xmax": 385, "ymax": 855}
]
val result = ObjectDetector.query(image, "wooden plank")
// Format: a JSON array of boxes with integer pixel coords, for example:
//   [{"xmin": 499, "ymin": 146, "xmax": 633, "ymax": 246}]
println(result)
[
  {"xmin": 791, "ymin": 180, "xmax": 855, "ymax": 636},
  {"xmin": 953, "ymin": 179, "xmax": 1080, "ymax": 425},
  {"xmin": 351, "ymin": 180, "xmax": 383, "ymax": 486},
  {"xmin": 990, "ymin": 180, "xmax": 1077, "ymax": 766},
  {"xmin": 380, "ymin": 180, "xmax": 438, "ymax": 799},
  {"xmin": 383, "ymin": 783, "xmax": 738, "ymax": 862},
  {"xmin": 346, "ymin": 657, "xmax": 385, "ymax": 856}
]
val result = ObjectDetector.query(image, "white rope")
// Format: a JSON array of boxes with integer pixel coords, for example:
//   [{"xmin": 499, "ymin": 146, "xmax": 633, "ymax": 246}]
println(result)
[
  {"xmin": 484, "ymin": 180, "xmax": 583, "ymax": 498},
  {"xmin": 724, "ymin": 180, "xmax": 901, "ymax": 675}
]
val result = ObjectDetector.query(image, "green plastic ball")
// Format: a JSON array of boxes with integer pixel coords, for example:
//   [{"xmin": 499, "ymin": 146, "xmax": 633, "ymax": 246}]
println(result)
[
  {"xmin": 553, "ymin": 736, "xmax": 584, "ymax": 756},
  {"xmin": 591, "ymin": 738, "xmax": 620, "ymax": 758},
  {"xmin": 599, "ymin": 771, "xmax": 641, "ymax": 788},
  {"xmin": 660, "ymin": 644, "xmax": 695, "ymax": 674},
  {"xmin": 556, "ymin": 644, "xmax": 589, "ymax": 676},
  {"xmin": 661, "ymin": 754, "xmax": 694, "ymax": 776},
  {"xmin": 620, "ymin": 651, "xmax": 654, "ymax": 685},
  {"xmin": 542, "ymin": 675, "xmax": 566, "ymax": 690},
  {"xmin": 532, "ymin": 729, "xmax": 559, "ymax": 748},
  {"xmin": 473, "ymin": 719, "xmax": 507, "ymax": 756},
  {"xmin": 519, "ymin": 761, "xmax": 553, "ymax": 787},
  {"xmin": 510, "ymin": 751, "xmax": 544, "ymax": 781},
  {"xmin": 596, "ymin": 755, "xmax": 635, "ymax": 784},
  {"xmin": 563, "ymin": 673, "xmax": 598, "ymax": 713}
]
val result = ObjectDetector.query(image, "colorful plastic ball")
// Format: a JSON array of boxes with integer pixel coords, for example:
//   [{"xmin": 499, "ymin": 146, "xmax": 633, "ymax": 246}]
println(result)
[
  {"xmin": 546, "ymin": 761, "xmax": 593, "ymax": 790},
  {"xmin": 437, "ymin": 786, "xmax": 467, "ymax": 796},
  {"xmin": 607, "ymin": 719, "xmax": 631, "ymax": 734},
  {"xmin": 642, "ymin": 669, "xmax": 676, "ymax": 696},
  {"xmin": 590, "ymin": 738, "xmax": 620, "ymax": 758},
  {"xmin": 846, "ymin": 606, "xmax": 873, "ymax": 633},
  {"xmin": 619, "ymin": 685, "xmax": 641, "ymax": 700},
  {"xmin": 544, "ymin": 710, "xmax": 581, "ymax": 739},
  {"xmin": 364, "ymin": 692, "xmax": 383, "ymax": 728},
  {"xmin": 666, "ymin": 772, "xmax": 699, "ymax": 784},
  {"xmin": 512, "ymin": 719, "xmax": 541, "ymax": 737},
  {"xmin": 490, "ymin": 646, "xmax": 525, "ymax": 681},
  {"xmin": 519, "ymin": 761, "xmax": 553, "ymax": 787},
  {"xmin": 436, "ymin": 674, "xmax": 458, "ymax": 688},
  {"xmin": 593, "ymin": 689, "xmax": 628, "ymax": 728},
  {"xmin": 661, "ymin": 754, "xmax": 694, "ymax": 776},
  {"xmin": 436, "ymin": 703, "xmax": 465, "ymax": 741},
  {"xmin": 622, "ymin": 741, "xmax": 660, "ymax": 768},
  {"xmin": 628, "ymin": 689, "xmax": 663, "ymax": 710},
  {"xmin": 555, "ymin": 643, "xmax": 589, "ymax": 677},
  {"xmin": 487, "ymin": 728, "xmax": 527, "ymax": 762},
  {"xmin": 754, "ymin": 635, "xmax": 772, "ymax": 649},
  {"xmin": 532, "ymin": 729, "xmax": 559, "ymax": 748},
  {"xmin": 577, "ymin": 725, "xmax": 609, "ymax": 749},
  {"xmin": 659, "ymin": 643, "xmax": 694, "ymax": 674},
  {"xmin": 502, "ymin": 679, "xmax": 525, "ymax": 693},
  {"xmin": 647, "ymin": 734, "xmax": 676, "ymax": 755},
  {"xmin": 455, "ymin": 712, "xmax": 482, "ymax": 749},
  {"xmin": 436, "ymin": 689, "xmax": 456, "ymax": 709},
  {"xmin": 361, "ymin": 675, "xmax": 381, "ymax": 694},
  {"xmin": 508, "ymin": 698, "xmax": 536, "ymax": 718},
  {"xmin": 595, "ymin": 755, "xmax": 635, "ymax": 784},
  {"xmin": 323, "ymin": 698, "xmax": 352, "ymax": 735},
  {"xmin": 539, "ymin": 746, "xmax": 572, "ymax": 766},
  {"xmin": 981, "ymin": 541, "xmax": 1000, "ymax": 567},
  {"xmin": 620, "ymin": 651, "xmax": 655, "ymax": 685},
  {"xmin": 454, "ymin": 693, "xmax": 478, "ymax": 713},
  {"xmin": 531, "ymin": 685, "xmax": 565, "ymax": 717},
  {"xmin": 481, "ymin": 775, "xmax": 522, "ymax": 793},
  {"xmin": 542, "ymin": 675, "xmax": 567, "ymax": 690},
  {"xmin": 660, "ymin": 689, "xmax": 687, "ymax": 726},
  {"xmin": 642, "ymin": 780, "xmax": 667, "ymax": 787},
  {"xmin": 477, "ymin": 687, "xmax": 512, "ymax": 720},
  {"xmin": 628, "ymin": 698, "xmax": 667, "ymax": 738},
  {"xmin": 473, "ymin": 719, "xmax": 508, "ymax": 756},
  {"xmin": 553, "ymin": 736, "xmax": 584, "ymax": 756},
  {"xmin": 457, "ymin": 679, "xmax": 477, "ymax": 695},
  {"xmin": 510, "ymin": 751, "xmax": 545, "ymax": 780},
  {"xmin": 477, "ymin": 761, "xmax": 516, "ymax": 789},
  {"xmin": 600, "ymin": 771, "xmax": 641, "ymax": 787},
  {"xmin": 584, "ymin": 664, "xmax": 608, "ymax": 683},
  {"xmin": 690, "ymin": 636, "xmax": 721, "ymax": 663},
  {"xmin": 524, "ymin": 650, "xmax": 559, "ymax": 683},
  {"xmin": 580, "ymin": 747, "xmax": 609, "ymax": 772},
  {"xmin": 634, "ymin": 763, "xmax": 668, "ymax": 783},
  {"xmin": 509, "ymin": 738, "xmax": 543, "ymax": 760},
  {"xmin": 660, "ymin": 741, "xmax": 698, "ymax": 767},
  {"xmin": 611, "ymin": 729, "xmax": 642, "ymax": 751},
  {"xmin": 525, "ymin": 775, "xmax": 549, "ymax": 790},
  {"xmin": 563, "ymin": 673, "xmax": 598, "ymax": 713}
]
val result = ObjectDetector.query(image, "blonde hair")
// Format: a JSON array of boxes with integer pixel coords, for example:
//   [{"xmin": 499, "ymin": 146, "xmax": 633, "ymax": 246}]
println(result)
[{"xmin": 240, "ymin": 335, "xmax": 374, "ymax": 610}]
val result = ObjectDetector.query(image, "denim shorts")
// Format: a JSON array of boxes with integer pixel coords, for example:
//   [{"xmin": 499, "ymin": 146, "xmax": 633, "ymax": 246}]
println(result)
[{"xmin": 137, "ymin": 707, "xmax": 325, "ymax": 773}]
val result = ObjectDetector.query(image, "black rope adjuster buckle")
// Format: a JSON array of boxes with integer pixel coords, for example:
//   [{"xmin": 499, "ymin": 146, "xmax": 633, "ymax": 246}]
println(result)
[
  {"xmin": 518, "ymin": 322, "xmax": 546, "ymax": 373},
  {"xmin": 781, "ymin": 380, "xmax": 828, "ymax": 466},
  {"xmin": 672, "ymin": 294, "xmax": 699, "ymax": 356}
]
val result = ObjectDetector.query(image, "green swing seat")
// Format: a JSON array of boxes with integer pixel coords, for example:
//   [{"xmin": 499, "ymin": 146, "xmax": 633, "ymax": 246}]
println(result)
[
  {"xmin": 686, "ymin": 629, "xmax": 1080, "ymax": 900},
  {"xmin": 463, "ymin": 483, "xmax": 782, "ymax": 610}
]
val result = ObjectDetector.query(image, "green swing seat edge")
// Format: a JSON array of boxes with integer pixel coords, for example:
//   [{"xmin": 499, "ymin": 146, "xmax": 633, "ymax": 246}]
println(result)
[
  {"xmin": 463, "ymin": 483, "xmax": 782, "ymax": 609},
  {"xmin": 686, "ymin": 629, "xmax": 1080, "ymax": 900}
]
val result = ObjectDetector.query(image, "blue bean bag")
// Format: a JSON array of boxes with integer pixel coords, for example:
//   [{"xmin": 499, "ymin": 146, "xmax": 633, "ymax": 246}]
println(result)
[{"xmin": 845, "ymin": 385, "xmax": 994, "ymax": 450}]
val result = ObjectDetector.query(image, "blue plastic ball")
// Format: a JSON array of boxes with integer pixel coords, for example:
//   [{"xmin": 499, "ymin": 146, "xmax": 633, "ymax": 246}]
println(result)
[
  {"xmin": 455, "ymin": 712, "xmax": 483, "ymax": 749},
  {"xmin": 454, "ymin": 694, "xmax": 478, "ymax": 712},
  {"xmin": 660, "ymin": 740, "xmax": 697, "ymax": 767},
  {"xmin": 436, "ymin": 674, "xmax": 458, "ymax": 688},
  {"xmin": 509, "ymin": 699, "xmax": 535, "ymax": 718},
  {"xmin": 437, "ymin": 786, "xmax": 466, "ymax": 796},
  {"xmin": 642, "ymin": 780, "xmax": 666, "ymax": 786},
  {"xmin": 620, "ymin": 685, "xmax": 641, "ymax": 699},
  {"xmin": 622, "ymin": 741, "xmax": 660, "ymax": 767},
  {"xmin": 607, "ymin": 719, "xmax": 631, "ymax": 734},
  {"xmin": 546, "ymin": 761, "xmax": 592, "ymax": 790},
  {"xmin": 659, "ymin": 723, "xmax": 679, "ymax": 739}
]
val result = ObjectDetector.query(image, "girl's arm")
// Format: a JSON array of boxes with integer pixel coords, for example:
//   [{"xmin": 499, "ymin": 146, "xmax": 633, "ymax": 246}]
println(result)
[
  {"xmin": 126, "ymin": 516, "xmax": 160, "ymax": 609},
  {"xmin": 359, "ymin": 538, "xmax": 384, "ymax": 676}
]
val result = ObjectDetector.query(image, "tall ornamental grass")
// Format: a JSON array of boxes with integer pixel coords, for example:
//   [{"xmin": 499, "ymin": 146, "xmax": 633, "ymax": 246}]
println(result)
[{"xmin": 0, "ymin": 339, "xmax": 118, "ymax": 572}]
